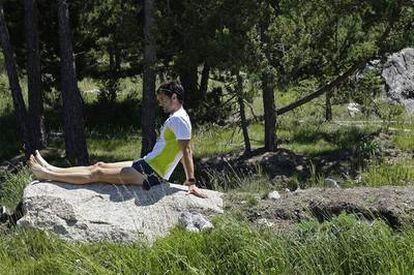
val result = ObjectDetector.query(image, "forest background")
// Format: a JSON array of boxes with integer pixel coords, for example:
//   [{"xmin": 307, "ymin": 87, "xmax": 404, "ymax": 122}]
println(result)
[{"xmin": 0, "ymin": 0, "xmax": 413, "ymax": 273}]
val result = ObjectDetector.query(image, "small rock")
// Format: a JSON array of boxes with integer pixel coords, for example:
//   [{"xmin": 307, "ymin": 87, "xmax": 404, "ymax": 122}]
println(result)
[
  {"xmin": 295, "ymin": 165, "xmax": 304, "ymax": 171},
  {"xmin": 186, "ymin": 224, "xmax": 200, "ymax": 232},
  {"xmin": 256, "ymin": 218, "xmax": 273, "ymax": 227},
  {"xmin": 0, "ymin": 206, "xmax": 12, "ymax": 223},
  {"xmin": 178, "ymin": 211, "xmax": 213, "ymax": 232},
  {"xmin": 267, "ymin": 191, "xmax": 281, "ymax": 200},
  {"xmin": 347, "ymin": 102, "xmax": 361, "ymax": 118}
]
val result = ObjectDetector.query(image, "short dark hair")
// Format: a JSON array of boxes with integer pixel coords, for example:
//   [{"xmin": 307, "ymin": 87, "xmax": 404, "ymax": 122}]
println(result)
[{"xmin": 157, "ymin": 81, "xmax": 184, "ymax": 103}]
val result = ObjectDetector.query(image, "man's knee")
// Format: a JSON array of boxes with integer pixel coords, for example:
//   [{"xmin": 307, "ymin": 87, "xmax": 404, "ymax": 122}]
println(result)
[
  {"xmin": 94, "ymin": 162, "xmax": 105, "ymax": 168},
  {"xmin": 91, "ymin": 167, "xmax": 104, "ymax": 181}
]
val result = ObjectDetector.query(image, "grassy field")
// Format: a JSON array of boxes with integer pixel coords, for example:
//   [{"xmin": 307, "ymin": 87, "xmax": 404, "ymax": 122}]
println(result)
[
  {"xmin": 0, "ymin": 75, "xmax": 414, "ymax": 274},
  {"xmin": 1, "ymin": 214, "xmax": 414, "ymax": 274}
]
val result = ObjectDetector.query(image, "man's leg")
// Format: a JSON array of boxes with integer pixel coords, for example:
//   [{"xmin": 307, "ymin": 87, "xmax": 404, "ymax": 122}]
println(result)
[
  {"xmin": 29, "ymin": 158, "xmax": 144, "ymax": 185},
  {"xmin": 35, "ymin": 150, "xmax": 132, "ymax": 174}
]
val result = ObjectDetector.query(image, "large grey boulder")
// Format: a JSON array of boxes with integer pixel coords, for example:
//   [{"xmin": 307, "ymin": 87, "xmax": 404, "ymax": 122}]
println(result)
[
  {"xmin": 382, "ymin": 48, "xmax": 414, "ymax": 113},
  {"xmin": 17, "ymin": 181, "xmax": 223, "ymax": 243}
]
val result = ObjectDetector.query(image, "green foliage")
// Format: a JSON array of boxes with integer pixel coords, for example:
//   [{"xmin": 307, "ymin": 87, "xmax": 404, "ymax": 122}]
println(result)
[
  {"xmin": 335, "ymin": 69, "xmax": 385, "ymax": 114},
  {"xmin": 0, "ymin": 168, "xmax": 31, "ymax": 210},
  {"xmin": 190, "ymin": 87, "xmax": 233, "ymax": 125},
  {"xmin": 375, "ymin": 99, "xmax": 406, "ymax": 130},
  {"xmin": 0, "ymin": 75, "xmax": 20, "ymax": 160},
  {"xmin": 97, "ymin": 78, "xmax": 120, "ymax": 104}
]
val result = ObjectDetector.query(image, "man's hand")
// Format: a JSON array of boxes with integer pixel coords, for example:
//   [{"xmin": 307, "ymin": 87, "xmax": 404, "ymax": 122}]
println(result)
[{"xmin": 186, "ymin": 183, "xmax": 208, "ymax": 199}]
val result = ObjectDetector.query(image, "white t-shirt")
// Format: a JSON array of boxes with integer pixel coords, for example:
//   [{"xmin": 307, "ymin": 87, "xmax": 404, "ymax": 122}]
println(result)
[{"xmin": 144, "ymin": 107, "xmax": 192, "ymax": 180}]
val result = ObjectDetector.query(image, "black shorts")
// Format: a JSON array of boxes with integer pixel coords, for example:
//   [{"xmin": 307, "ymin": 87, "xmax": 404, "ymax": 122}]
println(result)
[{"xmin": 131, "ymin": 159, "xmax": 163, "ymax": 190}]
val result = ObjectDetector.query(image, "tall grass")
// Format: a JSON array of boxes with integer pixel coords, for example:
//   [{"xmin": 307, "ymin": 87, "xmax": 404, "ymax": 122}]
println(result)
[
  {"xmin": 0, "ymin": 167, "xmax": 31, "ymax": 210},
  {"xmin": 1, "ymin": 215, "xmax": 414, "ymax": 274},
  {"xmin": 357, "ymin": 160, "xmax": 414, "ymax": 187}
]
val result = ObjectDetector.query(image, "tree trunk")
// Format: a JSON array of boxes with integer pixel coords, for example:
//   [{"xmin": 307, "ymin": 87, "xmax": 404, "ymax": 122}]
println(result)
[
  {"xmin": 236, "ymin": 72, "xmax": 251, "ymax": 155},
  {"xmin": 260, "ymin": 13, "xmax": 277, "ymax": 152},
  {"xmin": 25, "ymin": 0, "xmax": 46, "ymax": 149},
  {"xmin": 114, "ymin": 42, "xmax": 121, "ymax": 74},
  {"xmin": 199, "ymin": 62, "xmax": 210, "ymax": 99},
  {"xmin": 141, "ymin": 0, "xmax": 157, "ymax": 157},
  {"xmin": 179, "ymin": 64, "xmax": 199, "ymax": 109},
  {"xmin": 261, "ymin": 69, "xmax": 277, "ymax": 151},
  {"xmin": 325, "ymin": 89, "xmax": 332, "ymax": 121},
  {"xmin": 0, "ymin": 0, "xmax": 32, "ymax": 156},
  {"xmin": 109, "ymin": 46, "xmax": 114, "ymax": 74},
  {"xmin": 57, "ymin": 0, "xmax": 89, "ymax": 165}
]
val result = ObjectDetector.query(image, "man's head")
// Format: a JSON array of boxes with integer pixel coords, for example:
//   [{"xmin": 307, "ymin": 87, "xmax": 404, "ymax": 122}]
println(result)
[{"xmin": 156, "ymin": 81, "xmax": 185, "ymax": 113}]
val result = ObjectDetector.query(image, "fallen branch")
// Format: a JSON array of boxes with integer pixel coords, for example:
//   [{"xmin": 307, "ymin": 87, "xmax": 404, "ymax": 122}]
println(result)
[{"xmin": 276, "ymin": 60, "xmax": 366, "ymax": 115}]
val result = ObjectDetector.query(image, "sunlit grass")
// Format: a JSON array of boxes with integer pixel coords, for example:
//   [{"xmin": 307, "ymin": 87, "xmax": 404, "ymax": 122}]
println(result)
[
  {"xmin": 393, "ymin": 131, "xmax": 414, "ymax": 151},
  {"xmin": 87, "ymin": 136, "xmax": 141, "ymax": 163},
  {"xmin": 193, "ymin": 123, "xmax": 264, "ymax": 159},
  {"xmin": 0, "ymin": 214, "xmax": 414, "ymax": 274},
  {"xmin": 357, "ymin": 160, "xmax": 414, "ymax": 187}
]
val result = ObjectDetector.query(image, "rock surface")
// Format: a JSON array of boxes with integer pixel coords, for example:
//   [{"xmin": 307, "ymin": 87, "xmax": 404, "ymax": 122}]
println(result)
[
  {"xmin": 17, "ymin": 181, "xmax": 223, "ymax": 243},
  {"xmin": 382, "ymin": 48, "xmax": 414, "ymax": 113}
]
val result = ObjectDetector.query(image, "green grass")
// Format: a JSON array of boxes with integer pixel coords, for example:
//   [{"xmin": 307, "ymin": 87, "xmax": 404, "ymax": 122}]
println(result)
[
  {"xmin": 1, "ymin": 214, "xmax": 414, "ymax": 274},
  {"xmin": 357, "ymin": 160, "xmax": 414, "ymax": 187},
  {"xmin": 87, "ymin": 135, "xmax": 141, "ymax": 163},
  {"xmin": 0, "ymin": 167, "xmax": 31, "ymax": 210},
  {"xmin": 393, "ymin": 132, "xmax": 414, "ymax": 151},
  {"xmin": 193, "ymin": 123, "xmax": 265, "ymax": 159}
]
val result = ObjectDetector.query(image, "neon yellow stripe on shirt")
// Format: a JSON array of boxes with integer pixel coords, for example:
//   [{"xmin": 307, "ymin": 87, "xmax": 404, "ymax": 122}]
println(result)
[{"xmin": 146, "ymin": 128, "xmax": 180, "ymax": 177}]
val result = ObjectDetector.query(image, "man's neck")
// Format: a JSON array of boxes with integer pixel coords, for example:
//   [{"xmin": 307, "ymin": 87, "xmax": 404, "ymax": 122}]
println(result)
[{"xmin": 169, "ymin": 104, "xmax": 182, "ymax": 115}]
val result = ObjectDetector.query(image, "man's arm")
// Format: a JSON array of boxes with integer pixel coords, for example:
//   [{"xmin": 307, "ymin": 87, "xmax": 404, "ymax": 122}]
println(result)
[{"xmin": 178, "ymin": 140, "xmax": 208, "ymax": 198}]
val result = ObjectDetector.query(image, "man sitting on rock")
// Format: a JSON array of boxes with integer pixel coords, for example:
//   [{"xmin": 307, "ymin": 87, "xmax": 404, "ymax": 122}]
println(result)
[{"xmin": 29, "ymin": 81, "xmax": 207, "ymax": 198}]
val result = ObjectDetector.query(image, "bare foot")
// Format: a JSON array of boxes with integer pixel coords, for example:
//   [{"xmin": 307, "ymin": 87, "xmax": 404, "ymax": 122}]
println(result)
[
  {"xmin": 28, "ymin": 155, "xmax": 49, "ymax": 180},
  {"xmin": 34, "ymin": 150, "xmax": 54, "ymax": 170}
]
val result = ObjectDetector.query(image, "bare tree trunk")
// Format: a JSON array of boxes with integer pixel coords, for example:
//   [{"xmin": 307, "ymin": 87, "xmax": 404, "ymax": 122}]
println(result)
[
  {"xmin": 199, "ymin": 62, "xmax": 210, "ymax": 99},
  {"xmin": 114, "ymin": 42, "xmax": 121, "ymax": 74},
  {"xmin": 325, "ymin": 89, "xmax": 332, "ymax": 121},
  {"xmin": 25, "ymin": 0, "xmax": 46, "ymax": 149},
  {"xmin": 57, "ymin": 0, "xmax": 89, "ymax": 165},
  {"xmin": 179, "ymin": 64, "xmax": 199, "ymax": 109},
  {"xmin": 260, "ymin": 12, "xmax": 277, "ymax": 152},
  {"xmin": 0, "ymin": 0, "xmax": 32, "ymax": 156},
  {"xmin": 236, "ymin": 72, "xmax": 251, "ymax": 155},
  {"xmin": 109, "ymin": 46, "xmax": 114, "ymax": 74},
  {"xmin": 141, "ymin": 0, "xmax": 157, "ymax": 157},
  {"xmin": 261, "ymin": 69, "xmax": 277, "ymax": 151}
]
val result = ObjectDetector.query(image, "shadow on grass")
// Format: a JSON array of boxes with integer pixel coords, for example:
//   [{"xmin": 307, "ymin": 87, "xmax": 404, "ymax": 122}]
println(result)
[
  {"xmin": 44, "ymin": 97, "xmax": 150, "ymax": 136},
  {"xmin": 289, "ymin": 125, "xmax": 375, "ymax": 151}
]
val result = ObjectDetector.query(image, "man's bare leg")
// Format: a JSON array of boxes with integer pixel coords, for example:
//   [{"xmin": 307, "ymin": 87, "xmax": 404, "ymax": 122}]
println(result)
[
  {"xmin": 28, "ymin": 157, "xmax": 144, "ymax": 185},
  {"xmin": 34, "ymin": 150, "xmax": 133, "ymax": 174}
]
